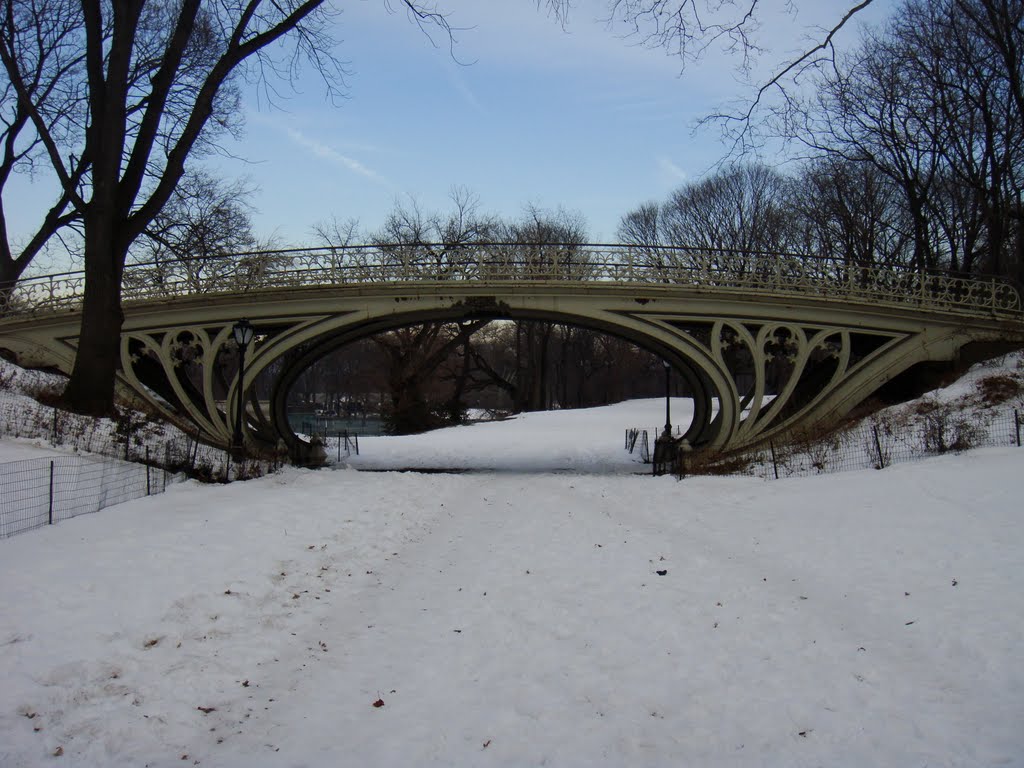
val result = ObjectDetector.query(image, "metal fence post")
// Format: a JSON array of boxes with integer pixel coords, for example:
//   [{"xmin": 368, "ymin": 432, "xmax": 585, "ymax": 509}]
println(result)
[
  {"xmin": 48, "ymin": 460, "xmax": 54, "ymax": 525},
  {"xmin": 769, "ymin": 440, "xmax": 779, "ymax": 480},
  {"xmin": 191, "ymin": 429, "xmax": 200, "ymax": 470},
  {"xmin": 146, "ymin": 447, "xmax": 151, "ymax": 496},
  {"xmin": 873, "ymin": 426, "xmax": 886, "ymax": 469},
  {"xmin": 1016, "ymin": 409, "xmax": 1021, "ymax": 447}
]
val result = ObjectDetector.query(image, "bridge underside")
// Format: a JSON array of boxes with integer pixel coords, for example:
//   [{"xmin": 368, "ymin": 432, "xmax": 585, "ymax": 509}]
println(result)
[{"xmin": 1, "ymin": 282, "xmax": 1021, "ymax": 464}]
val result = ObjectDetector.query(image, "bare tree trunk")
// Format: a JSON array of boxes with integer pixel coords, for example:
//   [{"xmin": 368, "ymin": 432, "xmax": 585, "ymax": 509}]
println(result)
[
  {"xmin": 514, "ymin": 322, "xmax": 526, "ymax": 413},
  {"xmin": 538, "ymin": 323, "xmax": 551, "ymax": 411},
  {"xmin": 62, "ymin": 223, "xmax": 126, "ymax": 415},
  {"xmin": 446, "ymin": 335, "xmax": 474, "ymax": 419}
]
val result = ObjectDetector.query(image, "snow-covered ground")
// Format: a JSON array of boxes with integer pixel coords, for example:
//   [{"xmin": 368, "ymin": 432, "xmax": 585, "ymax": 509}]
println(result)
[
  {"xmin": 345, "ymin": 398, "xmax": 693, "ymax": 473},
  {"xmin": 0, "ymin": 440, "xmax": 65, "ymax": 462},
  {"xmin": 1, "ymin": 357, "xmax": 1023, "ymax": 767}
]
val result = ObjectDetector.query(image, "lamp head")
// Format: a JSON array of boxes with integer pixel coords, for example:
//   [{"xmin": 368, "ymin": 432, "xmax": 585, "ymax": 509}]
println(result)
[{"xmin": 232, "ymin": 318, "xmax": 255, "ymax": 347}]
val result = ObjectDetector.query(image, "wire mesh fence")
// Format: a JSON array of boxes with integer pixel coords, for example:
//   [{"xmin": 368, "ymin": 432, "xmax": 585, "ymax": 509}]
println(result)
[
  {"xmin": 682, "ymin": 407, "xmax": 1023, "ymax": 480},
  {"xmin": 625, "ymin": 428, "xmax": 651, "ymax": 463},
  {"xmin": 624, "ymin": 407, "xmax": 1022, "ymax": 478},
  {"xmin": 0, "ymin": 453, "xmax": 169, "ymax": 538},
  {"xmin": 0, "ymin": 389, "xmax": 276, "ymax": 483},
  {"xmin": 627, "ymin": 425, "xmax": 688, "ymax": 465}
]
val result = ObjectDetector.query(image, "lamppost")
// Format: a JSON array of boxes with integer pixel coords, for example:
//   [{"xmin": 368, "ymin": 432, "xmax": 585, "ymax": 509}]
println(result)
[
  {"xmin": 231, "ymin": 318, "xmax": 255, "ymax": 455},
  {"xmin": 653, "ymin": 359, "xmax": 676, "ymax": 476},
  {"xmin": 663, "ymin": 359, "xmax": 672, "ymax": 437}
]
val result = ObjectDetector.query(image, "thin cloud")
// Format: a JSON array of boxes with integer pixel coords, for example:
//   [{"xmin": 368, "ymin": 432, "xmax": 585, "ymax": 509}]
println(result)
[
  {"xmin": 286, "ymin": 128, "xmax": 392, "ymax": 187},
  {"xmin": 444, "ymin": 63, "xmax": 488, "ymax": 115},
  {"xmin": 658, "ymin": 156, "xmax": 688, "ymax": 183}
]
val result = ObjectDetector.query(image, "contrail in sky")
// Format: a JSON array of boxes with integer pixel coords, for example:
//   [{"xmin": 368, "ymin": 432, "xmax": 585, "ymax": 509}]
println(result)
[{"xmin": 286, "ymin": 128, "xmax": 392, "ymax": 187}]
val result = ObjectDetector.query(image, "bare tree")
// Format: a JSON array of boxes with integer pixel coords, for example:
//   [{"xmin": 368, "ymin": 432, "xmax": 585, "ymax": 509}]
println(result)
[
  {"xmin": 365, "ymin": 191, "xmax": 498, "ymax": 433},
  {"xmin": 661, "ymin": 163, "xmax": 796, "ymax": 254},
  {"xmin": 312, "ymin": 216, "xmax": 362, "ymax": 249},
  {"xmin": 491, "ymin": 202, "xmax": 589, "ymax": 280},
  {"xmin": 376, "ymin": 320, "xmax": 489, "ymax": 434},
  {"xmin": 799, "ymin": 0, "xmax": 1024, "ymax": 278},
  {"xmin": 126, "ymin": 169, "xmax": 261, "ymax": 294},
  {"xmin": 373, "ymin": 186, "xmax": 499, "ymax": 278},
  {"xmin": 605, "ymin": 1, "xmax": 879, "ymax": 156},
  {"xmin": 925, "ymin": 0, "xmax": 1024, "ymax": 278},
  {"xmin": 617, "ymin": 201, "xmax": 662, "ymax": 248},
  {"xmin": 310, "ymin": 215, "xmax": 363, "ymax": 276},
  {"xmin": 499, "ymin": 205, "xmax": 588, "ymax": 412},
  {"xmin": 464, "ymin": 318, "xmax": 665, "ymax": 413},
  {"xmin": 0, "ymin": 0, "xmax": 86, "ymax": 293},
  {"xmin": 802, "ymin": 21, "xmax": 945, "ymax": 271},
  {"xmin": 619, "ymin": 163, "xmax": 797, "ymax": 282},
  {"xmin": 0, "ymin": 0, "xmax": 356, "ymax": 414},
  {"xmin": 788, "ymin": 155, "xmax": 912, "ymax": 279}
]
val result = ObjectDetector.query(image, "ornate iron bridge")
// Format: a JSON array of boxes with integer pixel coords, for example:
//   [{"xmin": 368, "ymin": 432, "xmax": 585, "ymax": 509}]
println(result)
[{"xmin": 1, "ymin": 243, "xmax": 1022, "ymax": 464}]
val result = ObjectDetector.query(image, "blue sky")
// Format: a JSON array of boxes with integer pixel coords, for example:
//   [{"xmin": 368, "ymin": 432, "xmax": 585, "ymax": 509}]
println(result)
[{"xmin": 10, "ymin": 0, "xmax": 894, "ymax": 254}]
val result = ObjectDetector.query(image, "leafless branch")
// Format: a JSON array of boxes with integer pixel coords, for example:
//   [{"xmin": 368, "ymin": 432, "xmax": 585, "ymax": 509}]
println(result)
[{"xmin": 699, "ymin": 0, "xmax": 876, "ymax": 158}]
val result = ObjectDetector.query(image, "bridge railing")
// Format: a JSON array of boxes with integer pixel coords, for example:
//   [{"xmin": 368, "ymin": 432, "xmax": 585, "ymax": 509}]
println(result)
[{"xmin": 1, "ymin": 243, "xmax": 1020, "ymax": 317}]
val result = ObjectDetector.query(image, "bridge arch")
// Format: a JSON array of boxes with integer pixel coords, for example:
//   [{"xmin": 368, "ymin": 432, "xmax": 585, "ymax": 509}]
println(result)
[{"xmin": 262, "ymin": 304, "xmax": 725, "ymax": 456}]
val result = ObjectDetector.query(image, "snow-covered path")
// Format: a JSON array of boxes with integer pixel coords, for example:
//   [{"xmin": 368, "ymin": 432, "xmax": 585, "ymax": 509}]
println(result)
[
  {"xmin": 2, "ymin": 449, "xmax": 1023, "ymax": 766},
  {"xmin": 178, "ymin": 459, "xmax": 1020, "ymax": 767}
]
